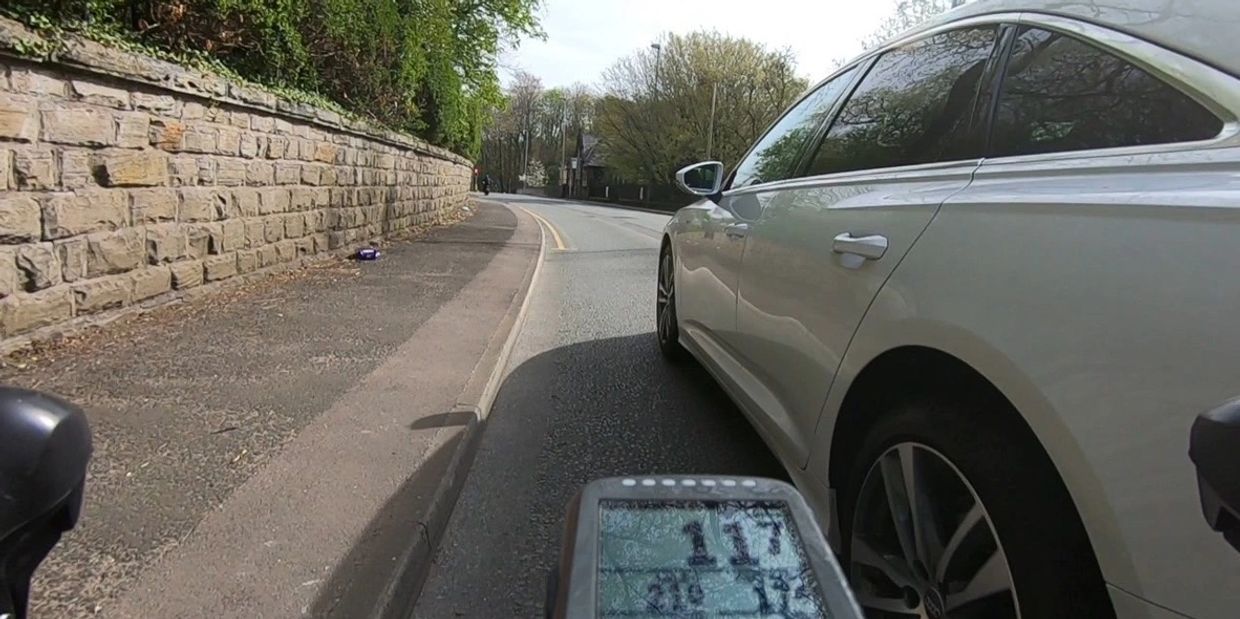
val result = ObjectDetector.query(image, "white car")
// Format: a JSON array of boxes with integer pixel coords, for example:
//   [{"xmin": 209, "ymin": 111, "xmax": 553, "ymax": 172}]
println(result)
[{"xmin": 657, "ymin": 1, "xmax": 1240, "ymax": 617}]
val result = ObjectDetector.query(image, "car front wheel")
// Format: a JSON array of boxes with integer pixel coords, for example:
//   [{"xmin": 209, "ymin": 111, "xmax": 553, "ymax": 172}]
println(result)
[{"xmin": 656, "ymin": 244, "xmax": 686, "ymax": 362}]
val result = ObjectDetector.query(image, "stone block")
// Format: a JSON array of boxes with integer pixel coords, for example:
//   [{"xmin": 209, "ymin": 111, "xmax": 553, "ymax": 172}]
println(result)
[
  {"xmin": 217, "ymin": 127, "xmax": 241, "ymax": 155},
  {"xmin": 217, "ymin": 159, "xmax": 246, "ymax": 186},
  {"xmin": 313, "ymin": 142, "xmax": 338, "ymax": 164},
  {"xmin": 284, "ymin": 213, "xmax": 305, "ymax": 238},
  {"xmin": 13, "ymin": 149, "xmax": 57, "ymax": 191},
  {"xmin": 0, "ymin": 248, "xmax": 16, "ymax": 298},
  {"xmin": 70, "ymin": 80, "xmax": 130, "ymax": 109},
  {"xmin": 0, "ymin": 287, "xmax": 72, "ymax": 335},
  {"xmin": 16, "ymin": 243, "xmax": 61, "ymax": 291},
  {"xmin": 257, "ymin": 244, "xmax": 278, "ymax": 267},
  {"xmin": 301, "ymin": 165, "xmax": 321, "ymax": 186},
  {"xmin": 265, "ymin": 136, "xmax": 288, "ymax": 159},
  {"xmin": 99, "ymin": 151, "xmax": 167, "ymax": 187},
  {"xmin": 240, "ymin": 133, "xmax": 258, "ymax": 158},
  {"xmin": 179, "ymin": 189, "xmax": 227, "ymax": 222},
  {"xmin": 145, "ymin": 224, "xmax": 188, "ymax": 264},
  {"xmin": 311, "ymin": 233, "xmax": 330, "ymax": 253},
  {"xmin": 274, "ymin": 119, "xmax": 294, "ymax": 135},
  {"xmin": 116, "ymin": 112, "xmax": 149, "ymax": 148},
  {"xmin": 41, "ymin": 190, "xmax": 129, "ymax": 239},
  {"xmin": 228, "ymin": 112, "xmax": 250, "ymax": 129},
  {"xmin": 290, "ymin": 188, "xmax": 313, "ymax": 211},
  {"xmin": 170, "ymin": 260, "xmax": 203, "ymax": 289},
  {"xmin": 274, "ymin": 162, "xmax": 300, "ymax": 185},
  {"xmin": 196, "ymin": 158, "xmax": 215, "ymax": 185},
  {"xmin": 10, "ymin": 69, "xmax": 64, "ymax": 95},
  {"xmin": 86, "ymin": 229, "xmax": 144, "ymax": 277},
  {"xmin": 245, "ymin": 160, "xmax": 274, "ymax": 186},
  {"xmin": 0, "ymin": 95, "xmax": 38, "ymax": 142},
  {"xmin": 130, "ymin": 188, "xmax": 178, "ymax": 224},
  {"xmin": 320, "ymin": 167, "xmax": 337, "ymax": 186},
  {"xmin": 59, "ymin": 151, "xmax": 94, "ymax": 189},
  {"xmin": 327, "ymin": 230, "xmax": 348, "ymax": 250},
  {"xmin": 54, "ymin": 238, "xmax": 88, "ymax": 283},
  {"xmin": 236, "ymin": 249, "xmax": 259, "ymax": 273},
  {"xmin": 182, "ymin": 125, "xmax": 218, "ymax": 154},
  {"xmin": 244, "ymin": 219, "xmax": 265, "ymax": 248},
  {"xmin": 168, "ymin": 156, "xmax": 197, "ymax": 186},
  {"xmin": 203, "ymin": 254, "xmax": 237, "ymax": 281},
  {"xmin": 251, "ymin": 116, "xmax": 275, "ymax": 133},
  {"xmin": 132, "ymin": 92, "xmax": 177, "ymax": 114},
  {"xmin": 293, "ymin": 236, "xmax": 314, "ymax": 256},
  {"xmin": 41, "ymin": 108, "xmax": 114, "ymax": 146},
  {"xmin": 274, "ymin": 240, "xmax": 297, "ymax": 263},
  {"xmin": 130, "ymin": 266, "xmax": 172, "ymax": 301},
  {"xmin": 150, "ymin": 119, "xmax": 185, "ymax": 150},
  {"xmin": 217, "ymin": 219, "xmax": 245, "ymax": 253},
  {"xmin": 234, "ymin": 188, "xmax": 260, "ymax": 217},
  {"xmin": 264, "ymin": 218, "xmax": 285, "ymax": 243},
  {"xmin": 182, "ymin": 102, "xmax": 206, "ymax": 120},
  {"xmin": 0, "ymin": 195, "xmax": 42, "ymax": 242},
  {"xmin": 259, "ymin": 189, "xmax": 289, "ymax": 214},
  {"xmin": 73, "ymin": 276, "xmax": 131, "ymax": 314}
]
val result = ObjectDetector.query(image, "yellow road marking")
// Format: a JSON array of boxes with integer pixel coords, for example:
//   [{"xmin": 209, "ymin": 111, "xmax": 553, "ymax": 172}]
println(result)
[{"xmin": 519, "ymin": 206, "xmax": 568, "ymax": 251}]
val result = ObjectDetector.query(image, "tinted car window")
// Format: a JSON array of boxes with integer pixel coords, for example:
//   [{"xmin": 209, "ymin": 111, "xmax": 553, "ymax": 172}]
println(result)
[
  {"xmin": 730, "ymin": 66, "xmax": 857, "ymax": 189},
  {"xmin": 809, "ymin": 26, "xmax": 998, "ymax": 175},
  {"xmin": 991, "ymin": 26, "xmax": 1223, "ymax": 157}
]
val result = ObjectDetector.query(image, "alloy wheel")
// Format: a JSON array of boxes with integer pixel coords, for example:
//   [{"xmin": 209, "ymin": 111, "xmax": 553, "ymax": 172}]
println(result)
[
  {"xmin": 850, "ymin": 443, "xmax": 1019, "ymax": 619},
  {"xmin": 656, "ymin": 250, "xmax": 675, "ymax": 344}
]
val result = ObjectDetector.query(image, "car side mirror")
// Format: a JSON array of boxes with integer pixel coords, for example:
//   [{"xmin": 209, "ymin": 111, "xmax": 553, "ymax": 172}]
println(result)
[
  {"xmin": 674, "ymin": 161, "xmax": 724, "ymax": 201},
  {"xmin": 0, "ymin": 388, "xmax": 92, "ymax": 619}
]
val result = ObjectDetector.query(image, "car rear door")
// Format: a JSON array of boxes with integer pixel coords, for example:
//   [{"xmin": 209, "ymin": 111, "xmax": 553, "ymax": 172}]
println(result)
[{"xmin": 732, "ymin": 23, "xmax": 1005, "ymax": 466}]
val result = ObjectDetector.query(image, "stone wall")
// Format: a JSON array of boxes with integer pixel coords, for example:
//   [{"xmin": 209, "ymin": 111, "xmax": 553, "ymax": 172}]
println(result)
[{"xmin": 0, "ymin": 18, "xmax": 472, "ymax": 351}]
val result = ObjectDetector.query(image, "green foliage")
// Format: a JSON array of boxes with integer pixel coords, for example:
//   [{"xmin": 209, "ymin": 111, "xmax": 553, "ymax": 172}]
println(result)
[
  {"xmin": 594, "ymin": 31, "xmax": 808, "ymax": 185},
  {"xmin": 1, "ymin": 0, "xmax": 542, "ymax": 157}
]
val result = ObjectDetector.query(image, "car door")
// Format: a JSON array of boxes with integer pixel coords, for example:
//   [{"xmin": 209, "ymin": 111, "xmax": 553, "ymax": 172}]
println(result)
[
  {"xmin": 676, "ymin": 72, "xmax": 862, "ymax": 364},
  {"xmin": 731, "ymin": 24, "xmax": 1004, "ymax": 465}
]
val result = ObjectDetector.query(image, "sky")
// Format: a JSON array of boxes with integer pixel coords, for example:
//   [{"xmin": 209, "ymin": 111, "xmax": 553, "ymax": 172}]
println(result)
[{"xmin": 500, "ymin": 0, "xmax": 903, "ymax": 89}]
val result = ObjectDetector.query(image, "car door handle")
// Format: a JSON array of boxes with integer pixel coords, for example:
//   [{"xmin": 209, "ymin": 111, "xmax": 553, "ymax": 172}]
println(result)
[
  {"xmin": 724, "ymin": 223, "xmax": 750, "ymax": 240},
  {"xmin": 832, "ymin": 232, "xmax": 888, "ymax": 260}
]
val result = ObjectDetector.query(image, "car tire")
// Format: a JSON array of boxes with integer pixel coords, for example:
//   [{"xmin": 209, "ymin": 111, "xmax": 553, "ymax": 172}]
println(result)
[
  {"xmin": 838, "ymin": 395, "xmax": 1114, "ymax": 619},
  {"xmin": 656, "ymin": 244, "xmax": 687, "ymax": 362}
]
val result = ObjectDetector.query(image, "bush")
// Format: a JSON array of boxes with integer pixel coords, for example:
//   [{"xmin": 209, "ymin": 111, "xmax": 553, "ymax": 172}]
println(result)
[{"xmin": 2, "ymin": 0, "xmax": 541, "ymax": 157}]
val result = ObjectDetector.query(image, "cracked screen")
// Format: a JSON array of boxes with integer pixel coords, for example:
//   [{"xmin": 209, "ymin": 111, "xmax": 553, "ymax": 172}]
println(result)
[{"xmin": 598, "ymin": 499, "xmax": 827, "ymax": 618}]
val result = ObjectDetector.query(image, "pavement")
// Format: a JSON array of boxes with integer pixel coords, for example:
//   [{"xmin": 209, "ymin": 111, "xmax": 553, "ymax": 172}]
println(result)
[
  {"xmin": 0, "ymin": 200, "xmax": 541, "ymax": 618},
  {"xmin": 412, "ymin": 194, "xmax": 785, "ymax": 618}
]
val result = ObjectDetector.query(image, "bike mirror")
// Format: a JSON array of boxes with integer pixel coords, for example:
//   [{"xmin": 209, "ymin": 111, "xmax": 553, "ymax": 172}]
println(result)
[
  {"xmin": 1190, "ymin": 397, "xmax": 1240, "ymax": 553},
  {"xmin": 0, "ymin": 387, "xmax": 92, "ymax": 619}
]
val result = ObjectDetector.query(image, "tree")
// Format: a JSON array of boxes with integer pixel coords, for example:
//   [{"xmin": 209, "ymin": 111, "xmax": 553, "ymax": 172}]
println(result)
[
  {"xmin": 479, "ymin": 72, "xmax": 596, "ymax": 191},
  {"xmin": 594, "ymin": 31, "xmax": 807, "ymax": 185},
  {"xmin": 861, "ymin": 0, "xmax": 971, "ymax": 50}
]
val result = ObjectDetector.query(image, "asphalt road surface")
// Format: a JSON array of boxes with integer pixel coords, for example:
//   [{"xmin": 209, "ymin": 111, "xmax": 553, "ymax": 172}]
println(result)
[{"xmin": 413, "ymin": 195, "xmax": 786, "ymax": 617}]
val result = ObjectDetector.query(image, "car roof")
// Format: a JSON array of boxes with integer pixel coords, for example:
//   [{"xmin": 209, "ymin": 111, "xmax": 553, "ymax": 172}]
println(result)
[{"xmin": 907, "ymin": 0, "xmax": 1240, "ymax": 78}]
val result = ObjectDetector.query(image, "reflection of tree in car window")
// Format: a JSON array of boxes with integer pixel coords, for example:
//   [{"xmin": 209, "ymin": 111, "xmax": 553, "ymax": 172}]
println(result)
[
  {"xmin": 731, "ymin": 66, "xmax": 857, "ymax": 189},
  {"xmin": 991, "ymin": 27, "xmax": 1222, "ymax": 157},
  {"xmin": 809, "ymin": 26, "xmax": 998, "ymax": 176}
]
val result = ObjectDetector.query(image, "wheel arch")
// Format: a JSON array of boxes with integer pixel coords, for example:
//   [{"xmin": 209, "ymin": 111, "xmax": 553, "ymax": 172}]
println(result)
[{"xmin": 815, "ymin": 330, "xmax": 1140, "ymax": 593}]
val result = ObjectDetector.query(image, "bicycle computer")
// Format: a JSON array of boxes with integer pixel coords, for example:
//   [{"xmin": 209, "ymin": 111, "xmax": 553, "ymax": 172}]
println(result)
[{"xmin": 547, "ymin": 476, "xmax": 863, "ymax": 618}]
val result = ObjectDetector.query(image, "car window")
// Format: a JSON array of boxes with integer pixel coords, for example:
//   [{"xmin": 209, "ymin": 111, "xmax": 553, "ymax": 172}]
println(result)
[
  {"xmin": 990, "ymin": 26, "xmax": 1223, "ymax": 157},
  {"xmin": 808, "ymin": 26, "xmax": 999, "ymax": 176},
  {"xmin": 730, "ymin": 66, "xmax": 857, "ymax": 189}
]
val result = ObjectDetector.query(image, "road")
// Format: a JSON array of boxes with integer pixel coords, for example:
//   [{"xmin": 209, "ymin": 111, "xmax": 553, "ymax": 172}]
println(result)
[{"xmin": 413, "ymin": 194, "xmax": 785, "ymax": 617}]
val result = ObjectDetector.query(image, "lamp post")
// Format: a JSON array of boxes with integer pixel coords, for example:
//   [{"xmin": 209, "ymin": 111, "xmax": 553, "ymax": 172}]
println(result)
[{"xmin": 650, "ymin": 42, "xmax": 662, "ymax": 93}]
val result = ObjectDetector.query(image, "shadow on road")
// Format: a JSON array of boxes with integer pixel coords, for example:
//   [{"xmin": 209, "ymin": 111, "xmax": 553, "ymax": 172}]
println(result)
[{"xmin": 408, "ymin": 333, "xmax": 786, "ymax": 617}]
